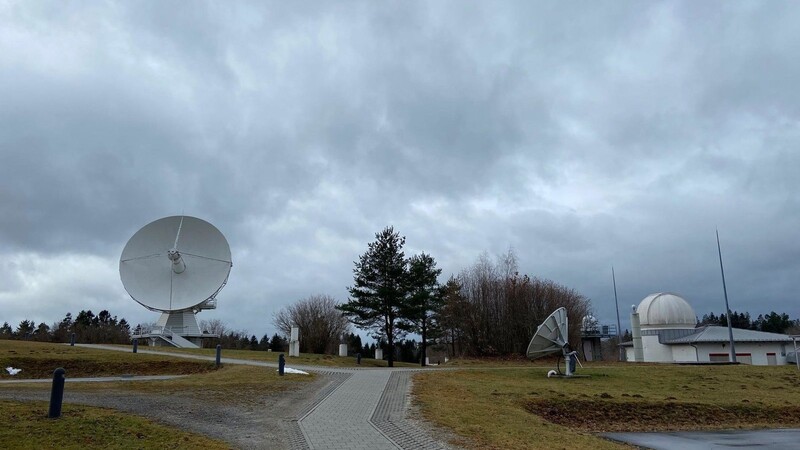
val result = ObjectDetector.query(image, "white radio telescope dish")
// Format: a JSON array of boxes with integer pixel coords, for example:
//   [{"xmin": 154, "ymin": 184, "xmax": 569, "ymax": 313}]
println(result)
[
  {"xmin": 120, "ymin": 216, "xmax": 232, "ymax": 348},
  {"xmin": 526, "ymin": 307, "xmax": 569, "ymax": 360},
  {"xmin": 120, "ymin": 216, "xmax": 232, "ymax": 312},
  {"xmin": 526, "ymin": 307, "xmax": 583, "ymax": 377}
]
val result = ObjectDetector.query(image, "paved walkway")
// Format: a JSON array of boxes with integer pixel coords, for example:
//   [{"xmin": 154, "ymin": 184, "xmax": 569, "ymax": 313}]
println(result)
[
  {"xmin": 299, "ymin": 370, "xmax": 396, "ymax": 450},
  {"xmin": 64, "ymin": 345, "xmax": 447, "ymax": 450}
]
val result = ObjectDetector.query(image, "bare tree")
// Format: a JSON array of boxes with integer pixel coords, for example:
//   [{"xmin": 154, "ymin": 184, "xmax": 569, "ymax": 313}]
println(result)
[
  {"xmin": 274, "ymin": 294, "xmax": 350, "ymax": 354},
  {"xmin": 439, "ymin": 249, "xmax": 591, "ymax": 356},
  {"xmin": 200, "ymin": 318, "xmax": 227, "ymax": 336}
]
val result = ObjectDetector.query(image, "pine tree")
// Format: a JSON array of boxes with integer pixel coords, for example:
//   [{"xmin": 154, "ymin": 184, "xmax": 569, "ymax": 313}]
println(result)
[
  {"xmin": 259, "ymin": 334, "xmax": 270, "ymax": 351},
  {"xmin": 270, "ymin": 333, "xmax": 287, "ymax": 352},
  {"xmin": 0, "ymin": 322, "xmax": 13, "ymax": 339},
  {"xmin": 15, "ymin": 319, "xmax": 35, "ymax": 339},
  {"xmin": 339, "ymin": 227, "xmax": 409, "ymax": 367},
  {"xmin": 399, "ymin": 253, "xmax": 442, "ymax": 366}
]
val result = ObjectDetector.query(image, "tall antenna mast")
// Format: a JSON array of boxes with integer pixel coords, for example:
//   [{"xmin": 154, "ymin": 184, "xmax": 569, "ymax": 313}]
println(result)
[
  {"xmin": 612, "ymin": 267, "xmax": 623, "ymax": 361},
  {"xmin": 716, "ymin": 229, "xmax": 737, "ymax": 363}
]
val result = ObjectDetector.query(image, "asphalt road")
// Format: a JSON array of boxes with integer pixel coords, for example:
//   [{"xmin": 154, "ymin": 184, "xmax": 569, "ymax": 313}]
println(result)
[{"xmin": 604, "ymin": 428, "xmax": 800, "ymax": 449}]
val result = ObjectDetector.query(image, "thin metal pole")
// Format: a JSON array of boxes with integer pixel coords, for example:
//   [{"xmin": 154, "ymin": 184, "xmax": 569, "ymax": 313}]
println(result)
[
  {"xmin": 612, "ymin": 267, "xmax": 623, "ymax": 361},
  {"xmin": 716, "ymin": 229, "xmax": 737, "ymax": 363}
]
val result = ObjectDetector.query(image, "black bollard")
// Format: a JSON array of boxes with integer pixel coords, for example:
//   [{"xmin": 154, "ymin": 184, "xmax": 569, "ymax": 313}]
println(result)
[
  {"xmin": 215, "ymin": 344, "xmax": 222, "ymax": 368},
  {"xmin": 48, "ymin": 368, "xmax": 66, "ymax": 418},
  {"xmin": 278, "ymin": 353, "xmax": 285, "ymax": 376},
  {"xmin": 132, "ymin": 338, "xmax": 138, "ymax": 353},
  {"xmin": 70, "ymin": 333, "xmax": 75, "ymax": 346},
  {"xmin": 356, "ymin": 353, "xmax": 361, "ymax": 365}
]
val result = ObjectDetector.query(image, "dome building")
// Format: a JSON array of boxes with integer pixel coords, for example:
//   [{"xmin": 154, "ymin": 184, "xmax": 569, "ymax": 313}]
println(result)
[{"xmin": 624, "ymin": 292, "xmax": 793, "ymax": 365}]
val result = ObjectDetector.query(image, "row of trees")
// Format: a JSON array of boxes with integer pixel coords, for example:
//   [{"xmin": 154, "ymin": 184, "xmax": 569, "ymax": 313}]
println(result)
[
  {"xmin": 331, "ymin": 227, "xmax": 590, "ymax": 365},
  {"xmin": 698, "ymin": 311, "xmax": 799, "ymax": 334},
  {"xmin": 1, "ymin": 310, "xmax": 131, "ymax": 344}
]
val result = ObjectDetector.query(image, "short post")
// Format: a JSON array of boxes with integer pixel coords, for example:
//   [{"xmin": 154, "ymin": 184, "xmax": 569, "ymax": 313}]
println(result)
[
  {"xmin": 132, "ymin": 339, "xmax": 138, "ymax": 353},
  {"xmin": 356, "ymin": 353, "xmax": 361, "ymax": 365},
  {"xmin": 279, "ymin": 353, "xmax": 285, "ymax": 376},
  {"xmin": 48, "ymin": 368, "xmax": 66, "ymax": 418},
  {"xmin": 215, "ymin": 344, "xmax": 222, "ymax": 368},
  {"xmin": 70, "ymin": 333, "xmax": 75, "ymax": 346}
]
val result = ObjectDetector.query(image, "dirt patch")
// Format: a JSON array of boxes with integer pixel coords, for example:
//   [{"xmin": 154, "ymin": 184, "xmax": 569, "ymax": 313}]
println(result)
[{"xmin": 525, "ymin": 399, "xmax": 800, "ymax": 432}]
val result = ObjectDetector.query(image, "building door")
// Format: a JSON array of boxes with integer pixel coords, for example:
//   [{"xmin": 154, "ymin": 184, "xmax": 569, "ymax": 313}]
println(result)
[
  {"xmin": 709, "ymin": 353, "xmax": 752, "ymax": 364},
  {"xmin": 709, "ymin": 353, "xmax": 729, "ymax": 362},
  {"xmin": 767, "ymin": 353, "xmax": 777, "ymax": 366}
]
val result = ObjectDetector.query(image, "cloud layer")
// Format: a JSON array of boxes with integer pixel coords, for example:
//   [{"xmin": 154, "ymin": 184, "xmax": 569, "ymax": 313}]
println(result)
[{"xmin": 1, "ymin": 1, "xmax": 799, "ymax": 337}]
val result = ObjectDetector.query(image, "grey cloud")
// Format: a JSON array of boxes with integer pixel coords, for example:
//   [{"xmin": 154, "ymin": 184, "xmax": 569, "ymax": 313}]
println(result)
[{"xmin": 1, "ymin": 1, "xmax": 799, "ymax": 335}]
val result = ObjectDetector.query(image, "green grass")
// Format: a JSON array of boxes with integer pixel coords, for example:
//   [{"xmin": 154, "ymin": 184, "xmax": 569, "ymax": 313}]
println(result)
[
  {"xmin": 0, "ymin": 400, "xmax": 231, "ymax": 449},
  {"xmin": 413, "ymin": 362, "xmax": 800, "ymax": 449}
]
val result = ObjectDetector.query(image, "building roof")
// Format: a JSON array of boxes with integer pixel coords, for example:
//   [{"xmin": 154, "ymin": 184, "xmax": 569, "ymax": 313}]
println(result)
[
  {"xmin": 637, "ymin": 292, "xmax": 696, "ymax": 328},
  {"xmin": 663, "ymin": 326, "xmax": 793, "ymax": 344}
]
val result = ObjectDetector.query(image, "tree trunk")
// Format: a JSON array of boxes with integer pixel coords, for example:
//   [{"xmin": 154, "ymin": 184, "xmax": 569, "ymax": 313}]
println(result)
[
  {"xmin": 420, "ymin": 320, "xmax": 427, "ymax": 366},
  {"xmin": 386, "ymin": 318, "xmax": 394, "ymax": 368}
]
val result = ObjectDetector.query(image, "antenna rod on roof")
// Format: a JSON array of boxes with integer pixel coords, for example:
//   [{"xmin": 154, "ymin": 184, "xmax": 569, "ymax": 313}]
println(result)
[
  {"xmin": 612, "ymin": 267, "xmax": 624, "ymax": 361},
  {"xmin": 716, "ymin": 229, "xmax": 737, "ymax": 363}
]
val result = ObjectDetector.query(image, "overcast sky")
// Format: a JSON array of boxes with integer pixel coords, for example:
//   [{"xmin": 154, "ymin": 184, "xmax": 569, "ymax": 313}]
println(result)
[{"xmin": 2, "ymin": 1, "xmax": 799, "ymax": 340}]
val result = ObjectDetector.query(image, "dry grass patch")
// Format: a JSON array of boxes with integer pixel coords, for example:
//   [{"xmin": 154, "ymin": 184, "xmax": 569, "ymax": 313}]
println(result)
[
  {"xmin": 1, "ymin": 341, "xmax": 316, "ymax": 406},
  {"xmin": 0, "ymin": 399, "xmax": 230, "ymax": 449},
  {"xmin": 0, "ymin": 340, "xmax": 214, "ymax": 379},
  {"xmin": 90, "ymin": 364, "xmax": 315, "ymax": 405},
  {"xmin": 413, "ymin": 363, "xmax": 800, "ymax": 449}
]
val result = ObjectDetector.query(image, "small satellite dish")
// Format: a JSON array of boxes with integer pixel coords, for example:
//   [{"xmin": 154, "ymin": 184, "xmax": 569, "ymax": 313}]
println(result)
[
  {"xmin": 526, "ymin": 307, "xmax": 583, "ymax": 377},
  {"xmin": 120, "ymin": 216, "xmax": 232, "ymax": 348}
]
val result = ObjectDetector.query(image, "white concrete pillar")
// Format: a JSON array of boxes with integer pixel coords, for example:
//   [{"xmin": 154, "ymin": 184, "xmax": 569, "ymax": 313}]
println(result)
[
  {"xmin": 339, "ymin": 344, "xmax": 348, "ymax": 357},
  {"xmin": 375, "ymin": 348, "xmax": 383, "ymax": 360},
  {"xmin": 289, "ymin": 327, "xmax": 300, "ymax": 357},
  {"xmin": 631, "ymin": 306, "xmax": 644, "ymax": 362}
]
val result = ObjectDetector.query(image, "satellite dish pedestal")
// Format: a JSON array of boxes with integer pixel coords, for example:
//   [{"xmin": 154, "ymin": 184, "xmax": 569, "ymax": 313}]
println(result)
[{"xmin": 120, "ymin": 216, "xmax": 232, "ymax": 349}]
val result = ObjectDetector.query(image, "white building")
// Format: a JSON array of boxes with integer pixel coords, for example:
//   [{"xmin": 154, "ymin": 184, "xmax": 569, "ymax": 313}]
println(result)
[{"xmin": 624, "ymin": 292, "xmax": 792, "ymax": 365}]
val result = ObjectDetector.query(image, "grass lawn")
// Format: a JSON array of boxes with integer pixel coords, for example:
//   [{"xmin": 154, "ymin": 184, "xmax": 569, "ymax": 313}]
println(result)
[
  {"xmin": 0, "ymin": 400, "xmax": 230, "ymax": 449},
  {"xmin": 1, "ymin": 340, "xmax": 315, "ymax": 447},
  {"xmin": 0, "ymin": 340, "xmax": 214, "ymax": 379},
  {"xmin": 1, "ymin": 340, "xmax": 315, "ymax": 403},
  {"xmin": 413, "ymin": 362, "xmax": 800, "ymax": 450}
]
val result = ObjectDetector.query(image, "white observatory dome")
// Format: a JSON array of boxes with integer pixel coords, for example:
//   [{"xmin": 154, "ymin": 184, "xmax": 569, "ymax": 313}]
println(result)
[{"xmin": 636, "ymin": 293, "xmax": 696, "ymax": 329}]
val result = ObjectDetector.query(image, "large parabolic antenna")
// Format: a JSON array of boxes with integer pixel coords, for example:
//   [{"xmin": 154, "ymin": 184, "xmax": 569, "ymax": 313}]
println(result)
[
  {"xmin": 120, "ymin": 216, "xmax": 232, "ymax": 348},
  {"xmin": 527, "ymin": 307, "xmax": 582, "ymax": 377}
]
